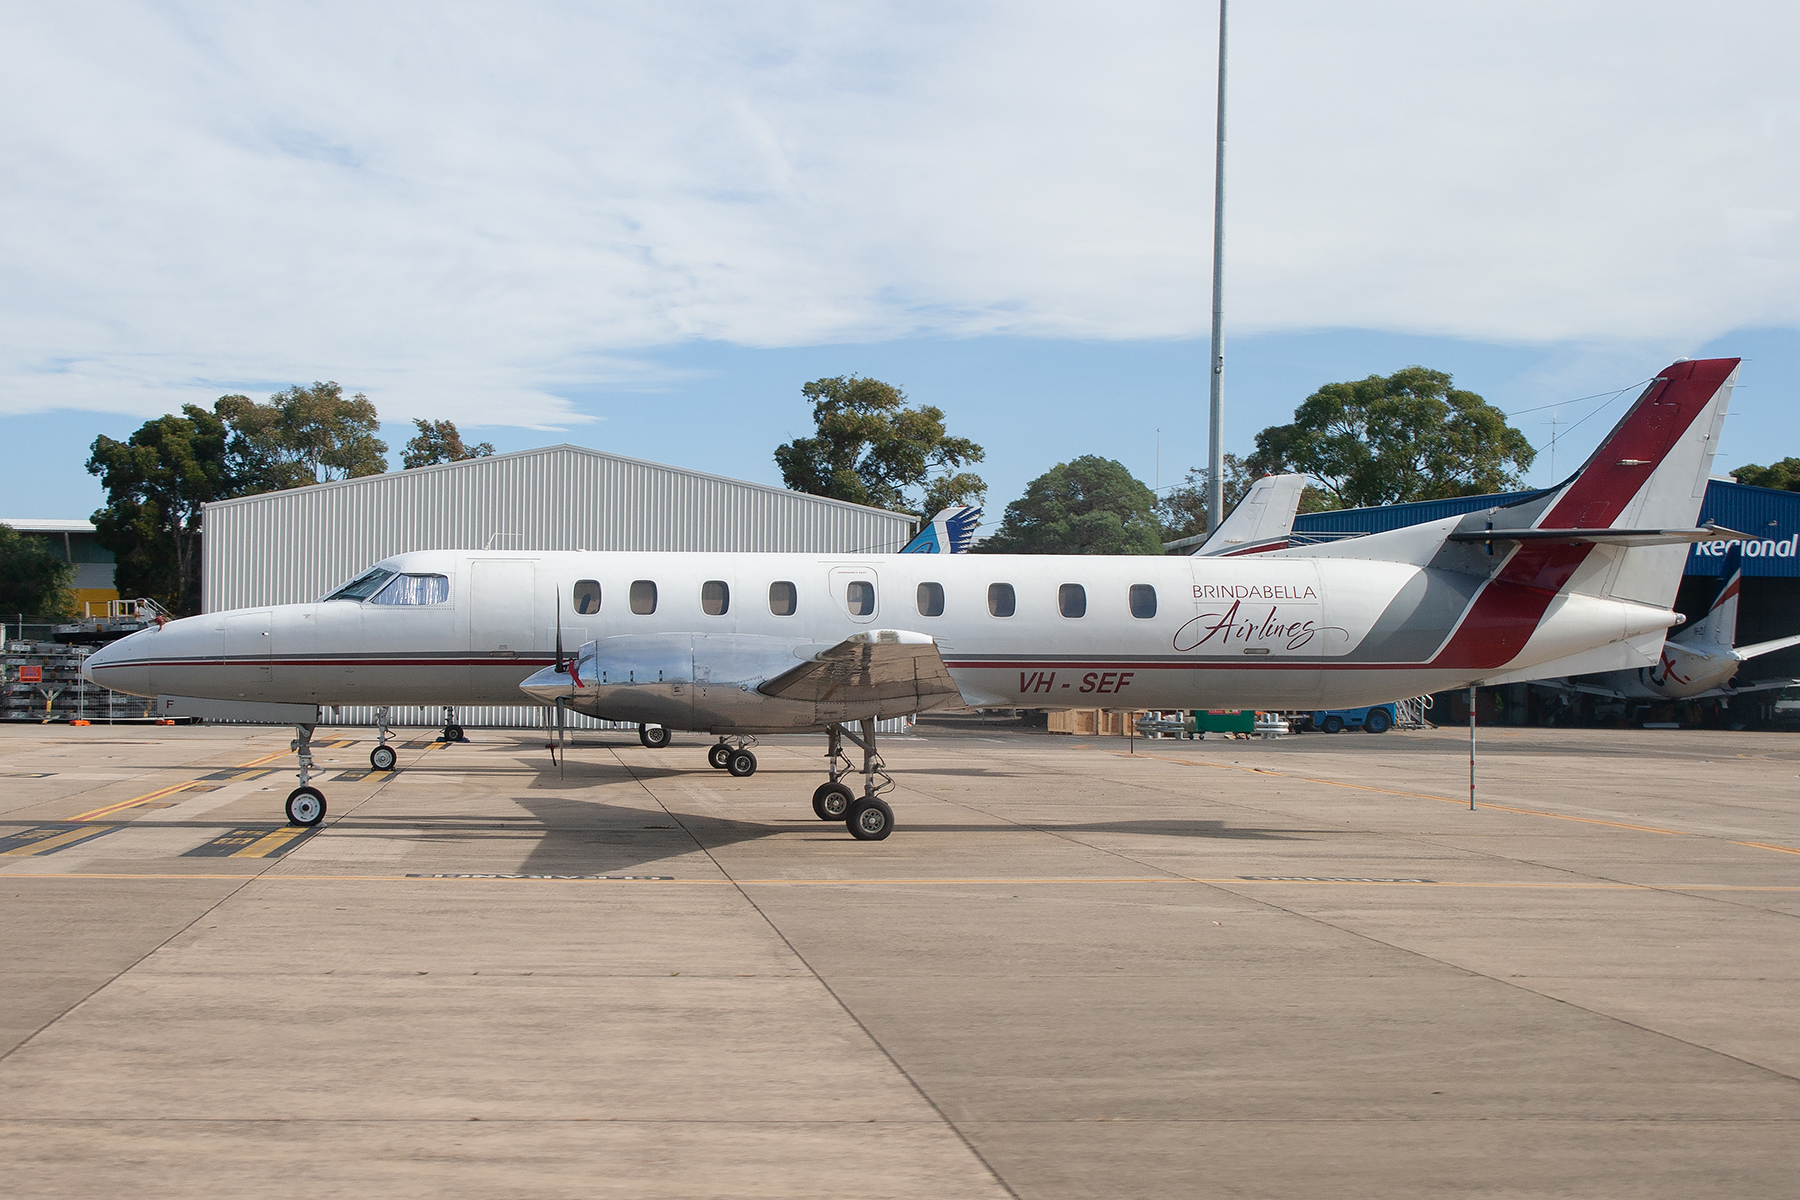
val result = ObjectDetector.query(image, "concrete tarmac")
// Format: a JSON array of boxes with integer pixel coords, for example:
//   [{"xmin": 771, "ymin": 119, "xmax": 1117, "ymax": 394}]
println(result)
[{"xmin": 1, "ymin": 718, "xmax": 1797, "ymax": 1197}]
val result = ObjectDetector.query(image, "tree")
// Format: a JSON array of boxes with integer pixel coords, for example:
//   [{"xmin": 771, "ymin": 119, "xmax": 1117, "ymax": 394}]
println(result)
[
  {"xmin": 214, "ymin": 382, "xmax": 388, "ymax": 485},
  {"xmin": 1158, "ymin": 453, "xmax": 1254, "ymax": 543},
  {"xmin": 87, "ymin": 405, "xmax": 236, "ymax": 614},
  {"xmin": 1246, "ymin": 366, "xmax": 1536, "ymax": 509},
  {"xmin": 402, "ymin": 419, "xmax": 495, "ymax": 469},
  {"xmin": 979, "ymin": 455, "xmax": 1164, "ymax": 555},
  {"xmin": 775, "ymin": 375, "xmax": 985, "ymax": 515},
  {"xmin": 0, "ymin": 524, "xmax": 76, "ymax": 617},
  {"xmin": 1734, "ymin": 458, "xmax": 1800, "ymax": 492}
]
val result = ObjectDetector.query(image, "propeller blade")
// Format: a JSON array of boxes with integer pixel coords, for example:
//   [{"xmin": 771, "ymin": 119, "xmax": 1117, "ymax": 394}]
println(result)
[{"xmin": 555, "ymin": 586, "xmax": 566, "ymax": 673}]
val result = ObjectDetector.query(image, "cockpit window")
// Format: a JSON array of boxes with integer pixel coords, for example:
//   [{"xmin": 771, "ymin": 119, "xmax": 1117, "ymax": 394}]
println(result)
[
  {"xmin": 324, "ymin": 569, "xmax": 394, "ymax": 602},
  {"xmin": 370, "ymin": 574, "xmax": 450, "ymax": 606}
]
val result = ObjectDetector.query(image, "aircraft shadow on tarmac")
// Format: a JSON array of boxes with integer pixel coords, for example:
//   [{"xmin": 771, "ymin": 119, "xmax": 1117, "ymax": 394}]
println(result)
[{"xmin": 333, "ymin": 799, "xmax": 1308, "ymax": 876}]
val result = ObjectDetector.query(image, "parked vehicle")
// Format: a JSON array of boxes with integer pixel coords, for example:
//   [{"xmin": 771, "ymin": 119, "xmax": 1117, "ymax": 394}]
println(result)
[{"xmin": 1309, "ymin": 703, "xmax": 1397, "ymax": 734}]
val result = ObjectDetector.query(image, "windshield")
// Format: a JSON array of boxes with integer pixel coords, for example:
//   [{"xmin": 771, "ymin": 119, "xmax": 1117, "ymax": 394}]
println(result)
[
  {"xmin": 370, "ymin": 574, "xmax": 450, "ymax": 606},
  {"xmin": 323, "ymin": 568, "xmax": 395, "ymax": 602}
]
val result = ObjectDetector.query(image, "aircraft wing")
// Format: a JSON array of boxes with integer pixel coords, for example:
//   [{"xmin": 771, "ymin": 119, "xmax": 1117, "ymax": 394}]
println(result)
[
  {"xmin": 1719, "ymin": 678, "xmax": 1800, "ymax": 697},
  {"xmin": 1533, "ymin": 678, "xmax": 1631, "ymax": 700},
  {"xmin": 1733, "ymin": 634, "xmax": 1800, "ymax": 661},
  {"xmin": 759, "ymin": 630, "xmax": 965, "ymax": 710}
]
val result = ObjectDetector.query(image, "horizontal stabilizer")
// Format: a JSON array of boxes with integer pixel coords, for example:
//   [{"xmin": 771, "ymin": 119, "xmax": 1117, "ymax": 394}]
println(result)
[
  {"xmin": 1445, "ymin": 524, "xmax": 1750, "ymax": 548},
  {"xmin": 1733, "ymin": 633, "xmax": 1800, "ymax": 661},
  {"xmin": 759, "ymin": 629, "xmax": 964, "ymax": 710}
]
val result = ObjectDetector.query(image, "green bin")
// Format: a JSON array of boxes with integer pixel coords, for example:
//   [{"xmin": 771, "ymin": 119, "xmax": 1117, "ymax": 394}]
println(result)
[{"xmin": 1193, "ymin": 709, "xmax": 1254, "ymax": 734}]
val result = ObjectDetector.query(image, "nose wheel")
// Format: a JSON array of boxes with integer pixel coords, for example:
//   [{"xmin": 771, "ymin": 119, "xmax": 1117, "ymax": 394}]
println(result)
[
  {"xmin": 369, "ymin": 745, "xmax": 397, "ymax": 771},
  {"xmin": 286, "ymin": 786, "xmax": 326, "ymax": 827},
  {"xmin": 639, "ymin": 723, "xmax": 672, "ymax": 749}
]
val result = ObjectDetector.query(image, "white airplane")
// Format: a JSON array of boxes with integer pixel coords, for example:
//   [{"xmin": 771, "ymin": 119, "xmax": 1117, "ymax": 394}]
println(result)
[
  {"xmin": 85, "ymin": 357, "xmax": 1744, "ymax": 841},
  {"xmin": 1191, "ymin": 473, "xmax": 1309, "ymax": 556},
  {"xmin": 1545, "ymin": 544, "xmax": 1800, "ymax": 701}
]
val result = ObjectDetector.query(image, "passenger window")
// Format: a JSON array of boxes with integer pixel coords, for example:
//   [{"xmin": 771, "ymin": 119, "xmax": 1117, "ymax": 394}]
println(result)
[
  {"xmin": 988, "ymin": 583, "xmax": 1015, "ymax": 618},
  {"xmin": 1059, "ymin": 583, "xmax": 1086, "ymax": 618},
  {"xmin": 846, "ymin": 580, "xmax": 875, "ymax": 616},
  {"xmin": 917, "ymin": 582, "xmax": 945, "ymax": 617},
  {"xmin": 701, "ymin": 580, "xmax": 729, "ymax": 616},
  {"xmin": 769, "ymin": 581, "xmax": 797, "ymax": 616},
  {"xmin": 370, "ymin": 574, "xmax": 450, "ymax": 606},
  {"xmin": 630, "ymin": 580, "xmax": 657, "ymax": 615},
  {"xmin": 1130, "ymin": 584, "xmax": 1157, "ymax": 619},
  {"xmin": 573, "ymin": 579, "xmax": 601, "ymax": 615}
]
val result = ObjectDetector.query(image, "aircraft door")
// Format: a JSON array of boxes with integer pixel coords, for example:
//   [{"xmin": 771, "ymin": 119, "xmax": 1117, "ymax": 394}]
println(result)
[
  {"xmin": 829, "ymin": 566, "xmax": 880, "ymax": 625},
  {"xmin": 471, "ymin": 561, "xmax": 537, "ymax": 654}
]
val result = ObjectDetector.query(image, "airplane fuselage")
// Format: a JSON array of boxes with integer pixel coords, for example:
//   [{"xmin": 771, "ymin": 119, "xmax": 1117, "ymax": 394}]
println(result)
[{"xmin": 86, "ymin": 546, "xmax": 1679, "ymax": 728}]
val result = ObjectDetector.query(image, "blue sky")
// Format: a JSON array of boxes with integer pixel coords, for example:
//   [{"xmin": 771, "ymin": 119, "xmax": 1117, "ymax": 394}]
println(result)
[{"xmin": 4, "ymin": 3, "xmax": 1798, "ymax": 525}]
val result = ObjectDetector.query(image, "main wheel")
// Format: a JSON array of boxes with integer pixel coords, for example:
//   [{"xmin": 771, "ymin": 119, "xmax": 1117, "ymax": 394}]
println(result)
[
  {"xmin": 1321, "ymin": 715, "xmax": 1345, "ymax": 734},
  {"xmin": 369, "ymin": 745, "xmax": 397, "ymax": 771},
  {"xmin": 846, "ymin": 797, "xmax": 894, "ymax": 841},
  {"xmin": 1363, "ymin": 707, "xmax": 1392, "ymax": 734},
  {"xmin": 639, "ymin": 724, "xmax": 672, "ymax": 749},
  {"xmin": 285, "ymin": 787, "xmax": 326, "ymax": 827},
  {"xmin": 726, "ymin": 749, "xmax": 757, "ymax": 777},
  {"xmin": 708, "ymin": 743, "xmax": 732, "ymax": 770},
  {"xmin": 443, "ymin": 724, "xmax": 465, "ymax": 743},
  {"xmin": 812, "ymin": 782, "xmax": 855, "ymax": 821}
]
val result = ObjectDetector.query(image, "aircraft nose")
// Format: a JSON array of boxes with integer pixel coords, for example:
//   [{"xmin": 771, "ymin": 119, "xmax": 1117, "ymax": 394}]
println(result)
[{"xmin": 519, "ymin": 663, "xmax": 575, "ymax": 705}]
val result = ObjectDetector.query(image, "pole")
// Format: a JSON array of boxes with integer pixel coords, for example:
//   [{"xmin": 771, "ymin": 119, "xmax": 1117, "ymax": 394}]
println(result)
[
  {"xmin": 1205, "ymin": 0, "xmax": 1229, "ymax": 533},
  {"xmin": 1468, "ymin": 684, "xmax": 1477, "ymax": 810}
]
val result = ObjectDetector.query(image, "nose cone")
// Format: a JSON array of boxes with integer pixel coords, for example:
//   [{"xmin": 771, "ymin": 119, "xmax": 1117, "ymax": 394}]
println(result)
[
  {"xmin": 520, "ymin": 663, "xmax": 576, "ymax": 706},
  {"xmin": 83, "ymin": 629, "xmax": 155, "ymax": 696}
]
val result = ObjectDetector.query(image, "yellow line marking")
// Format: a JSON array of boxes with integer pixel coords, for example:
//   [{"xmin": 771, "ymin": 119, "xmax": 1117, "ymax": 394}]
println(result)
[
  {"xmin": 1111, "ymin": 750, "xmax": 1800, "ymax": 853},
  {"xmin": 69, "ymin": 747, "xmax": 293, "ymax": 821},
  {"xmin": 1, "ymin": 827, "xmax": 107, "ymax": 857},
  {"xmin": 71, "ymin": 780, "xmax": 199, "ymax": 821},
  {"xmin": 227, "ymin": 827, "xmax": 312, "ymax": 858},
  {"xmin": 4, "ymin": 873, "xmax": 1800, "ymax": 891}
]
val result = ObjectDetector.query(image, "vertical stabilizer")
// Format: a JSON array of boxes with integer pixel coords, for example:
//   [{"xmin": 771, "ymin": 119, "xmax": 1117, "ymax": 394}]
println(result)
[
  {"xmin": 1681, "ymin": 544, "xmax": 1742, "ymax": 650},
  {"xmin": 1193, "ymin": 474, "xmax": 1307, "ymax": 556}
]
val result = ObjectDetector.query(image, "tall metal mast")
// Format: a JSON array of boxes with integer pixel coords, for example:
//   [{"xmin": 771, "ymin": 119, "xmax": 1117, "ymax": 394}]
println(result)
[{"xmin": 1206, "ymin": 0, "xmax": 1228, "ymax": 532}]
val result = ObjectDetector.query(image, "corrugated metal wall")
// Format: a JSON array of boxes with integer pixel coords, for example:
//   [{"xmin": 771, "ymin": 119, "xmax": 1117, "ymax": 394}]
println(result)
[{"xmin": 203, "ymin": 445, "xmax": 917, "ymax": 610}]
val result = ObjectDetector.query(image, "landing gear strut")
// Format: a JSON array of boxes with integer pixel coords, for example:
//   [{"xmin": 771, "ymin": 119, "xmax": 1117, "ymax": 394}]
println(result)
[
  {"xmin": 708, "ymin": 736, "xmax": 757, "ymax": 776},
  {"xmin": 824, "ymin": 719, "xmax": 893, "ymax": 840},
  {"xmin": 369, "ymin": 705, "xmax": 397, "ymax": 771},
  {"xmin": 286, "ymin": 722, "xmax": 327, "ymax": 827}
]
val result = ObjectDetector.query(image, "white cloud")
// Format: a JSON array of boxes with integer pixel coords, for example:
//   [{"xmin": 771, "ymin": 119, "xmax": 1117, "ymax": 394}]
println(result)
[{"xmin": 2, "ymin": 1, "xmax": 1797, "ymax": 423}]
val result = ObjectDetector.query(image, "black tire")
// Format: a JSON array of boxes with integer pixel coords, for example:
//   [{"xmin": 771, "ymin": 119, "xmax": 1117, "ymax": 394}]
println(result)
[
  {"xmin": 639, "ymin": 724, "xmax": 671, "ymax": 749},
  {"xmin": 846, "ymin": 797, "xmax": 894, "ymax": 841},
  {"xmin": 726, "ymin": 749, "xmax": 757, "ymax": 777},
  {"xmin": 285, "ymin": 787, "xmax": 326, "ymax": 827},
  {"xmin": 707, "ymin": 743, "xmax": 732, "ymax": 770},
  {"xmin": 812, "ymin": 782, "xmax": 855, "ymax": 821},
  {"xmin": 1364, "ymin": 707, "xmax": 1392, "ymax": 734},
  {"xmin": 369, "ymin": 745, "xmax": 397, "ymax": 771},
  {"xmin": 1321, "ymin": 715, "xmax": 1345, "ymax": 734},
  {"xmin": 443, "ymin": 724, "xmax": 465, "ymax": 743}
]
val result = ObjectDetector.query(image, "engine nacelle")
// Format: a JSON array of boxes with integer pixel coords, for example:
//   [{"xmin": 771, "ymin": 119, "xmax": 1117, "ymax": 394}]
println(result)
[{"xmin": 546, "ymin": 633, "xmax": 822, "ymax": 732}]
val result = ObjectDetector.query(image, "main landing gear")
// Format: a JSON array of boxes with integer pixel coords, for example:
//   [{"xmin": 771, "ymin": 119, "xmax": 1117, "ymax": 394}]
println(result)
[
  {"xmin": 369, "ymin": 705, "xmax": 397, "ymax": 771},
  {"xmin": 814, "ymin": 720, "xmax": 893, "ymax": 840},
  {"xmin": 639, "ymin": 723, "xmax": 672, "ymax": 750},
  {"xmin": 439, "ymin": 706, "xmax": 465, "ymax": 744},
  {"xmin": 708, "ymin": 736, "xmax": 757, "ymax": 777},
  {"xmin": 286, "ymin": 722, "xmax": 327, "ymax": 827}
]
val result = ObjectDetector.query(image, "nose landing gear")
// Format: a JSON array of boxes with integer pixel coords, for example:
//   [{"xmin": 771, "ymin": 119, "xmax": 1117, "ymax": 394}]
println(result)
[
  {"xmin": 286, "ymin": 722, "xmax": 327, "ymax": 827},
  {"xmin": 369, "ymin": 705, "xmax": 397, "ymax": 770}
]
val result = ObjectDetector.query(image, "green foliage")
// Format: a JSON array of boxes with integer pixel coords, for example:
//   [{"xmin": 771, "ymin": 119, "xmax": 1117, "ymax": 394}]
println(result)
[
  {"xmin": 1733, "ymin": 458, "xmax": 1800, "ymax": 492},
  {"xmin": 86, "ymin": 405, "xmax": 236, "ymax": 614},
  {"xmin": 215, "ymin": 382, "xmax": 388, "ymax": 485},
  {"xmin": 1246, "ymin": 366, "xmax": 1536, "ymax": 509},
  {"xmin": 1157, "ymin": 453, "xmax": 1254, "ymax": 543},
  {"xmin": 980, "ymin": 455, "xmax": 1164, "ymax": 555},
  {"xmin": 402, "ymin": 419, "xmax": 495, "ymax": 469},
  {"xmin": 0, "ymin": 524, "xmax": 76, "ymax": 617},
  {"xmin": 775, "ymin": 375, "xmax": 984, "ymax": 515}
]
